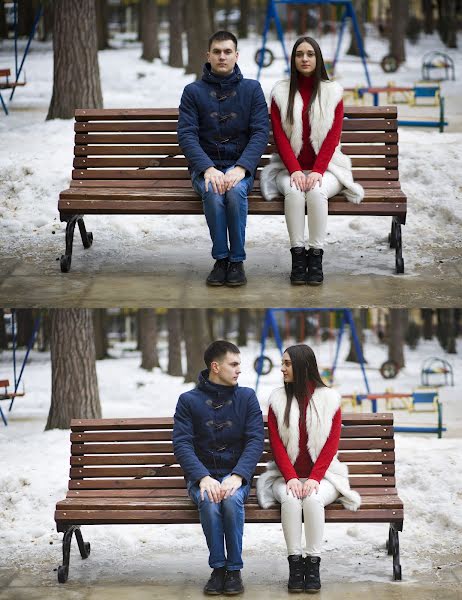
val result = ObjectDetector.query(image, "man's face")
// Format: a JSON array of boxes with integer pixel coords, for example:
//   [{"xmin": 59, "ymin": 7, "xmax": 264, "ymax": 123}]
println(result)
[
  {"xmin": 207, "ymin": 40, "xmax": 238, "ymax": 76},
  {"xmin": 211, "ymin": 352, "xmax": 241, "ymax": 386}
]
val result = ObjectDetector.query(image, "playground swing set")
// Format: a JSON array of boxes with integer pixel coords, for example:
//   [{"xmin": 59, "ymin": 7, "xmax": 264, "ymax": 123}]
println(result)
[
  {"xmin": 0, "ymin": 310, "xmax": 40, "ymax": 426},
  {"xmin": 0, "ymin": 1, "xmax": 42, "ymax": 116}
]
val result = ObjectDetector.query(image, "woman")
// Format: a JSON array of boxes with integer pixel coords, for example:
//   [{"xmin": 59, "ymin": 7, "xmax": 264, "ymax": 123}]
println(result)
[
  {"xmin": 260, "ymin": 37, "xmax": 364, "ymax": 285},
  {"xmin": 256, "ymin": 345, "xmax": 360, "ymax": 593}
]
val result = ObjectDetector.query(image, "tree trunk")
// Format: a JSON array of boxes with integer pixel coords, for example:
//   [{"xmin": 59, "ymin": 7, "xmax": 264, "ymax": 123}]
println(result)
[
  {"xmin": 347, "ymin": 0, "xmax": 368, "ymax": 57},
  {"xmin": 18, "ymin": 0, "xmax": 36, "ymax": 37},
  {"xmin": 346, "ymin": 309, "xmax": 367, "ymax": 363},
  {"xmin": 39, "ymin": 3, "xmax": 54, "ymax": 42},
  {"xmin": 47, "ymin": 0, "xmax": 103, "ymax": 120},
  {"xmin": 15, "ymin": 309, "xmax": 35, "ymax": 347},
  {"xmin": 0, "ymin": 0, "xmax": 7, "ymax": 40},
  {"xmin": 223, "ymin": 309, "xmax": 233, "ymax": 340},
  {"xmin": 185, "ymin": 0, "xmax": 211, "ymax": 78},
  {"xmin": 387, "ymin": 309, "xmax": 406, "ymax": 369},
  {"xmin": 422, "ymin": 0, "xmax": 434, "ymax": 33},
  {"xmin": 238, "ymin": 0, "xmax": 250, "ymax": 38},
  {"xmin": 46, "ymin": 309, "xmax": 101, "ymax": 430},
  {"xmin": 237, "ymin": 309, "xmax": 249, "ymax": 347},
  {"xmin": 96, "ymin": 0, "xmax": 109, "ymax": 50},
  {"xmin": 168, "ymin": 0, "xmax": 184, "ymax": 68},
  {"xmin": 184, "ymin": 309, "xmax": 210, "ymax": 383},
  {"xmin": 389, "ymin": 0, "xmax": 408, "ymax": 63},
  {"xmin": 0, "ymin": 309, "xmax": 7, "ymax": 351},
  {"xmin": 93, "ymin": 309, "xmax": 108, "ymax": 360},
  {"xmin": 436, "ymin": 309, "xmax": 457, "ymax": 353},
  {"xmin": 139, "ymin": 309, "xmax": 160, "ymax": 371},
  {"xmin": 438, "ymin": 0, "xmax": 458, "ymax": 47},
  {"xmin": 421, "ymin": 309, "xmax": 434, "ymax": 340},
  {"xmin": 208, "ymin": 0, "xmax": 216, "ymax": 31},
  {"xmin": 141, "ymin": 0, "xmax": 160, "ymax": 62},
  {"xmin": 167, "ymin": 309, "xmax": 183, "ymax": 376}
]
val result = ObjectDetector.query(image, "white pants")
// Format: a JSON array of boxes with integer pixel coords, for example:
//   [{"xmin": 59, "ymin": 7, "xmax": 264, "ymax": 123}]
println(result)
[
  {"xmin": 276, "ymin": 170, "xmax": 343, "ymax": 249},
  {"xmin": 272, "ymin": 477, "xmax": 339, "ymax": 556}
]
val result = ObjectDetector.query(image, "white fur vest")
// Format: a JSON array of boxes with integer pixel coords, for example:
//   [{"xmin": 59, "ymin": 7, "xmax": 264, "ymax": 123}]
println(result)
[
  {"xmin": 256, "ymin": 386, "xmax": 361, "ymax": 511},
  {"xmin": 260, "ymin": 79, "xmax": 364, "ymax": 204}
]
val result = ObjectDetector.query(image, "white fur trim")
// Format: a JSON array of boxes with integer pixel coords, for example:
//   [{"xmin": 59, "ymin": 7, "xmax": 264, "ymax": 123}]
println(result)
[
  {"xmin": 256, "ymin": 386, "xmax": 361, "ymax": 511},
  {"xmin": 261, "ymin": 79, "xmax": 364, "ymax": 204}
]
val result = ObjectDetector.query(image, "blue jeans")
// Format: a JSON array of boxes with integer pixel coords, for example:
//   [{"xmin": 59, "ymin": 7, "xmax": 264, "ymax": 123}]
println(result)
[
  {"xmin": 188, "ymin": 475, "xmax": 251, "ymax": 571},
  {"xmin": 192, "ymin": 167, "xmax": 254, "ymax": 263}
]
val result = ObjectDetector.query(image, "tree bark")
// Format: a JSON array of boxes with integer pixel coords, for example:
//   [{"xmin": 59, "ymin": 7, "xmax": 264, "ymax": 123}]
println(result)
[
  {"xmin": 96, "ymin": 0, "xmax": 109, "ymax": 50},
  {"xmin": 184, "ymin": 309, "xmax": 210, "ymax": 383},
  {"xmin": 389, "ymin": 0, "xmax": 409, "ymax": 63},
  {"xmin": 421, "ymin": 309, "xmax": 434, "ymax": 340},
  {"xmin": 237, "ymin": 309, "xmax": 249, "ymax": 347},
  {"xmin": 437, "ymin": 0, "xmax": 458, "ymax": 47},
  {"xmin": 185, "ymin": 0, "xmax": 211, "ymax": 78},
  {"xmin": 18, "ymin": 0, "xmax": 37, "ymax": 37},
  {"xmin": 0, "ymin": 0, "xmax": 7, "ymax": 40},
  {"xmin": 141, "ymin": 0, "xmax": 161, "ymax": 62},
  {"xmin": 238, "ymin": 0, "xmax": 249, "ymax": 38},
  {"xmin": 0, "ymin": 309, "xmax": 7, "ymax": 351},
  {"xmin": 93, "ymin": 309, "xmax": 109, "ymax": 360},
  {"xmin": 168, "ymin": 0, "xmax": 184, "ymax": 68},
  {"xmin": 15, "ymin": 309, "xmax": 35, "ymax": 347},
  {"xmin": 46, "ymin": 309, "xmax": 101, "ymax": 430},
  {"xmin": 47, "ymin": 0, "xmax": 103, "ymax": 120},
  {"xmin": 437, "ymin": 309, "xmax": 457, "ymax": 353},
  {"xmin": 167, "ymin": 309, "xmax": 183, "ymax": 376},
  {"xmin": 347, "ymin": 0, "xmax": 368, "ymax": 57},
  {"xmin": 387, "ymin": 309, "xmax": 406, "ymax": 369},
  {"xmin": 139, "ymin": 309, "xmax": 160, "ymax": 371},
  {"xmin": 422, "ymin": 0, "xmax": 434, "ymax": 34},
  {"xmin": 208, "ymin": 0, "xmax": 216, "ymax": 31},
  {"xmin": 346, "ymin": 309, "xmax": 367, "ymax": 363}
]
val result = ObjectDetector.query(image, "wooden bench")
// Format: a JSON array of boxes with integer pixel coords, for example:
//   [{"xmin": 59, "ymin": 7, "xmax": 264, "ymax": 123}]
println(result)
[
  {"xmin": 54, "ymin": 413, "xmax": 404, "ymax": 583},
  {"xmin": 57, "ymin": 106, "xmax": 406, "ymax": 273}
]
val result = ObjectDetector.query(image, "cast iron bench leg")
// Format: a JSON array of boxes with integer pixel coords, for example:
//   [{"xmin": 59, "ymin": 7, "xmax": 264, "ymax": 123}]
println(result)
[
  {"xmin": 389, "ymin": 217, "xmax": 404, "ymax": 274},
  {"xmin": 386, "ymin": 523, "xmax": 402, "ymax": 581},
  {"xmin": 60, "ymin": 215, "xmax": 93, "ymax": 273},
  {"xmin": 57, "ymin": 525, "xmax": 91, "ymax": 583}
]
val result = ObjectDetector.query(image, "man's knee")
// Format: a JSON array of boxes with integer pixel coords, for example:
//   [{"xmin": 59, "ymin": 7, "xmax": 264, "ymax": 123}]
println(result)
[
  {"xmin": 198, "ymin": 495, "xmax": 222, "ymax": 515},
  {"xmin": 222, "ymin": 492, "xmax": 245, "ymax": 512},
  {"xmin": 226, "ymin": 182, "xmax": 248, "ymax": 207}
]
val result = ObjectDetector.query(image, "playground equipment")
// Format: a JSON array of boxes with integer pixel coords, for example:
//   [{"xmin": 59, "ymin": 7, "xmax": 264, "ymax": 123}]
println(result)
[
  {"xmin": 0, "ymin": 378, "xmax": 25, "ymax": 426},
  {"xmin": 254, "ymin": 308, "xmax": 370, "ymax": 393},
  {"xmin": 421, "ymin": 51, "xmax": 455, "ymax": 81},
  {"xmin": 421, "ymin": 357, "xmax": 454, "ymax": 387},
  {"xmin": 255, "ymin": 0, "xmax": 371, "ymax": 87},
  {"xmin": 0, "ymin": 1, "xmax": 42, "ymax": 115}
]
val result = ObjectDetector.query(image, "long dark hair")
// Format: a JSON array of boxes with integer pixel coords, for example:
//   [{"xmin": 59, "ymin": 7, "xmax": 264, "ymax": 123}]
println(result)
[
  {"xmin": 283, "ymin": 344, "xmax": 327, "ymax": 427},
  {"xmin": 286, "ymin": 36, "xmax": 329, "ymax": 126}
]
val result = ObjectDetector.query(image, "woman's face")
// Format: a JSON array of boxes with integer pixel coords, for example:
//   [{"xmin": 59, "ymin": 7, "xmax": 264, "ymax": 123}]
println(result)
[
  {"xmin": 281, "ymin": 351, "xmax": 294, "ymax": 383},
  {"xmin": 294, "ymin": 41, "xmax": 316, "ymax": 76}
]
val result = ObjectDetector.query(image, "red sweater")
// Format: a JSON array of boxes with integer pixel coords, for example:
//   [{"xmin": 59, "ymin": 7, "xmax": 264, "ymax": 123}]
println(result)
[
  {"xmin": 268, "ymin": 387, "xmax": 342, "ymax": 483},
  {"xmin": 270, "ymin": 74, "xmax": 344, "ymax": 176}
]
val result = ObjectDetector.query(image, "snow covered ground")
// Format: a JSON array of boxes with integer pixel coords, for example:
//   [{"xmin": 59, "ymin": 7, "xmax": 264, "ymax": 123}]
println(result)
[
  {"xmin": 0, "ymin": 32, "xmax": 461, "ymax": 275},
  {"xmin": 0, "ymin": 335, "xmax": 461, "ymax": 584}
]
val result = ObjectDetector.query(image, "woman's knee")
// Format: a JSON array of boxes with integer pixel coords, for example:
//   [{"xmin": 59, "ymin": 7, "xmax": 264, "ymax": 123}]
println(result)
[
  {"xmin": 305, "ymin": 187, "xmax": 328, "ymax": 205},
  {"xmin": 302, "ymin": 493, "xmax": 324, "ymax": 511}
]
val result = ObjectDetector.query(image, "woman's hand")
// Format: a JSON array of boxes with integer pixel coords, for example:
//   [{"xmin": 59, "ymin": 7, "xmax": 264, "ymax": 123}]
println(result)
[
  {"xmin": 305, "ymin": 172, "xmax": 322, "ymax": 191},
  {"xmin": 302, "ymin": 478, "xmax": 320, "ymax": 498},
  {"xmin": 286, "ymin": 478, "xmax": 304, "ymax": 499},
  {"xmin": 290, "ymin": 170, "xmax": 307, "ymax": 192}
]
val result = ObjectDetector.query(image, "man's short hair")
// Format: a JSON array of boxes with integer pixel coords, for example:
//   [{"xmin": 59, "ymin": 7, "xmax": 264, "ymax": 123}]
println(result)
[
  {"xmin": 204, "ymin": 340, "xmax": 240, "ymax": 369},
  {"xmin": 208, "ymin": 30, "xmax": 238, "ymax": 50}
]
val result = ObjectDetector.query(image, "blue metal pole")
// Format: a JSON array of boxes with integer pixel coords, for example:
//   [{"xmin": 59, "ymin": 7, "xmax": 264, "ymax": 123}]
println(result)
[
  {"xmin": 0, "ymin": 92, "xmax": 8, "ymax": 115},
  {"xmin": 0, "ymin": 405, "xmax": 7, "ymax": 426},
  {"xmin": 331, "ymin": 311, "xmax": 345, "ymax": 379},
  {"xmin": 332, "ymin": 6, "xmax": 348, "ymax": 73},
  {"xmin": 344, "ymin": 309, "xmax": 371, "ymax": 397},
  {"xmin": 347, "ymin": 1, "xmax": 372, "ymax": 87},
  {"xmin": 257, "ymin": 1, "xmax": 274, "ymax": 80},
  {"xmin": 9, "ymin": 315, "xmax": 40, "ymax": 411},
  {"xmin": 10, "ymin": 5, "xmax": 43, "ymax": 101},
  {"xmin": 255, "ymin": 310, "xmax": 272, "ymax": 393},
  {"xmin": 13, "ymin": 0, "xmax": 18, "ymax": 78},
  {"xmin": 272, "ymin": 2, "xmax": 290, "ymax": 75},
  {"xmin": 12, "ymin": 310, "xmax": 17, "ymax": 393}
]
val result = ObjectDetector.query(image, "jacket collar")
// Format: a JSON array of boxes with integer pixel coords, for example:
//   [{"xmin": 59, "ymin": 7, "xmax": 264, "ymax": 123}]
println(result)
[
  {"xmin": 197, "ymin": 369, "xmax": 237, "ymax": 400},
  {"xmin": 202, "ymin": 63, "xmax": 243, "ymax": 86}
]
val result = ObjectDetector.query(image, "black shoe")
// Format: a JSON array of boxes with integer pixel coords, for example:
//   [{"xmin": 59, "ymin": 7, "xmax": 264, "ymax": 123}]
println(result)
[
  {"xmin": 304, "ymin": 556, "xmax": 321, "ymax": 593},
  {"xmin": 225, "ymin": 262, "xmax": 247, "ymax": 287},
  {"xmin": 306, "ymin": 248, "xmax": 324, "ymax": 286},
  {"xmin": 203, "ymin": 567, "xmax": 226, "ymax": 595},
  {"xmin": 287, "ymin": 555, "xmax": 304, "ymax": 593},
  {"xmin": 290, "ymin": 247, "xmax": 306, "ymax": 285},
  {"xmin": 223, "ymin": 570, "xmax": 244, "ymax": 595},
  {"xmin": 206, "ymin": 259, "xmax": 229, "ymax": 286}
]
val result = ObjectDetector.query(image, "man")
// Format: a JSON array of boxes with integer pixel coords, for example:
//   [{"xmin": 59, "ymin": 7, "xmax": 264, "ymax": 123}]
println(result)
[
  {"xmin": 173, "ymin": 340, "xmax": 264, "ymax": 595},
  {"xmin": 178, "ymin": 31, "xmax": 269, "ymax": 287}
]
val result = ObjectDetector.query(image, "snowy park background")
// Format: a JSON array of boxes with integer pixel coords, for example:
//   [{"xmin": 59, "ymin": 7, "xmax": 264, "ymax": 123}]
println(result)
[
  {"xmin": 0, "ymin": 329, "xmax": 461, "ymax": 585},
  {"xmin": 1, "ymin": 31, "xmax": 462, "ymax": 275}
]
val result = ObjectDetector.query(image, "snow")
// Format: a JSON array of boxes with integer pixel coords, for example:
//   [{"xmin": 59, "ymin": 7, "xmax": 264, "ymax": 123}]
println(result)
[
  {"xmin": 1, "ymin": 32, "xmax": 462, "ymax": 274},
  {"xmin": 0, "ymin": 335, "xmax": 461, "ymax": 583}
]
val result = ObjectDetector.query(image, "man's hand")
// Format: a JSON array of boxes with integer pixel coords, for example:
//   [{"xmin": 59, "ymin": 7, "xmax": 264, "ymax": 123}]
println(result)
[
  {"xmin": 199, "ymin": 475, "xmax": 222, "ymax": 503},
  {"xmin": 286, "ymin": 478, "xmax": 304, "ymax": 499},
  {"xmin": 302, "ymin": 478, "xmax": 320, "ymax": 498},
  {"xmin": 204, "ymin": 167, "xmax": 226, "ymax": 194},
  {"xmin": 223, "ymin": 166, "xmax": 246, "ymax": 191},
  {"xmin": 290, "ymin": 170, "xmax": 307, "ymax": 192},
  {"xmin": 220, "ymin": 474, "xmax": 243, "ymax": 499},
  {"xmin": 305, "ymin": 172, "xmax": 322, "ymax": 191}
]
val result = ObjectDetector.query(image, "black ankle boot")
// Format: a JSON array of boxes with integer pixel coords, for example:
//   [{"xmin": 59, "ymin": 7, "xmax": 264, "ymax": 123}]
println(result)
[
  {"xmin": 287, "ymin": 555, "xmax": 304, "ymax": 593},
  {"xmin": 304, "ymin": 556, "xmax": 321, "ymax": 593},
  {"xmin": 290, "ymin": 247, "xmax": 306, "ymax": 285},
  {"xmin": 203, "ymin": 567, "xmax": 226, "ymax": 595},
  {"xmin": 206, "ymin": 259, "xmax": 229, "ymax": 286},
  {"xmin": 223, "ymin": 569, "xmax": 244, "ymax": 595},
  {"xmin": 306, "ymin": 248, "xmax": 324, "ymax": 285},
  {"xmin": 225, "ymin": 261, "xmax": 247, "ymax": 287}
]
